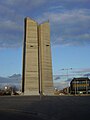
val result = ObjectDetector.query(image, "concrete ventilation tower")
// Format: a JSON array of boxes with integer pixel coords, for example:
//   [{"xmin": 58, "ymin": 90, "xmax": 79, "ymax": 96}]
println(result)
[{"xmin": 22, "ymin": 17, "xmax": 53, "ymax": 95}]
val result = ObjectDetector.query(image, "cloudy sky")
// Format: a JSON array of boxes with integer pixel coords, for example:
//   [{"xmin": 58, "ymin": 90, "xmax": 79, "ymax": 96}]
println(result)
[{"xmin": 0, "ymin": 0, "xmax": 90, "ymax": 89}]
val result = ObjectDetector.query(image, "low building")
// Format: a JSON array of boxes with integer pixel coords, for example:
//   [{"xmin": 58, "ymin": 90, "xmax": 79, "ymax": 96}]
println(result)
[{"xmin": 70, "ymin": 77, "xmax": 90, "ymax": 94}]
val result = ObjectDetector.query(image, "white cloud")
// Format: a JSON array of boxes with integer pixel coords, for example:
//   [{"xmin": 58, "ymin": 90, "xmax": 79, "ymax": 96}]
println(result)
[
  {"xmin": 0, "ymin": 0, "xmax": 90, "ymax": 48},
  {"xmin": 0, "ymin": 3, "xmax": 23, "ymax": 23},
  {"xmin": 0, "ymin": 19, "xmax": 23, "ymax": 48},
  {"xmin": 0, "ymin": 34, "xmax": 22, "ymax": 48},
  {"xmin": 37, "ymin": 9, "xmax": 90, "ymax": 46},
  {"xmin": 2, "ymin": 0, "xmax": 47, "ymax": 7},
  {"xmin": 3, "ymin": 0, "xmax": 18, "ymax": 5},
  {"xmin": 72, "ymin": 68, "xmax": 90, "ymax": 73},
  {"xmin": 64, "ymin": 0, "xmax": 90, "ymax": 2},
  {"xmin": 0, "ymin": 20, "xmax": 22, "ymax": 31},
  {"xmin": 48, "ymin": 5, "xmax": 64, "ymax": 10}
]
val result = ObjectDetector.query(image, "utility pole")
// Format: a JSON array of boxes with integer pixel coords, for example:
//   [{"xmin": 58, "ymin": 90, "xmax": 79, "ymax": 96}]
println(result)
[
  {"xmin": 61, "ymin": 68, "xmax": 72, "ymax": 79},
  {"xmin": 60, "ymin": 68, "xmax": 72, "ymax": 94}
]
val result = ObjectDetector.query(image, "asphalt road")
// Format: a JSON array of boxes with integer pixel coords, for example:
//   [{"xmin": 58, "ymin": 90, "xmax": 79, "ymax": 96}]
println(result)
[{"xmin": 0, "ymin": 96, "xmax": 90, "ymax": 120}]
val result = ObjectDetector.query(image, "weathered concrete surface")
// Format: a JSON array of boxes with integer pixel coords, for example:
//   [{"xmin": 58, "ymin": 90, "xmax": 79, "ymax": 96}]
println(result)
[
  {"xmin": 22, "ymin": 17, "xmax": 53, "ymax": 95},
  {"xmin": 22, "ymin": 18, "xmax": 39, "ymax": 95},
  {"xmin": 0, "ymin": 96, "xmax": 90, "ymax": 120},
  {"xmin": 39, "ymin": 22, "xmax": 53, "ymax": 95}
]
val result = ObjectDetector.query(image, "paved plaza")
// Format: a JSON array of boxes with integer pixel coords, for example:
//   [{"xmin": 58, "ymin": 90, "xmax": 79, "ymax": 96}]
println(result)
[{"xmin": 0, "ymin": 96, "xmax": 90, "ymax": 120}]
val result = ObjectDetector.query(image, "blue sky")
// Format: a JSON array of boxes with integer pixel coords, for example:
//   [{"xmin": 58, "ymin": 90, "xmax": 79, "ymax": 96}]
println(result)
[{"xmin": 0, "ymin": 0, "xmax": 90, "ymax": 89}]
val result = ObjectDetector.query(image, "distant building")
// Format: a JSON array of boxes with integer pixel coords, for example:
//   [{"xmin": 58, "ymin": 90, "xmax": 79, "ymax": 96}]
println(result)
[{"xmin": 70, "ymin": 77, "xmax": 90, "ymax": 94}]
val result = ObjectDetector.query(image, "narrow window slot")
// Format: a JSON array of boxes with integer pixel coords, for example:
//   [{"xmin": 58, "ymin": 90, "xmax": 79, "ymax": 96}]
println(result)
[
  {"xmin": 30, "ymin": 45, "xmax": 33, "ymax": 47},
  {"xmin": 46, "ymin": 45, "xmax": 49, "ymax": 46}
]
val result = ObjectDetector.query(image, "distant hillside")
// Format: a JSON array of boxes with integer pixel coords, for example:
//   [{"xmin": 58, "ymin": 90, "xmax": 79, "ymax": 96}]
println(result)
[
  {"xmin": 8, "ymin": 74, "xmax": 21, "ymax": 80},
  {"xmin": 0, "ymin": 74, "xmax": 21, "ymax": 88}
]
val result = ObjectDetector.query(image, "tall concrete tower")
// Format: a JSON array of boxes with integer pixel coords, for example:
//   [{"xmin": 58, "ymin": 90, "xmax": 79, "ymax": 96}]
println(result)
[{"xmin": 22, "ymin": 17, "xmax": 53, "ymax": 95}]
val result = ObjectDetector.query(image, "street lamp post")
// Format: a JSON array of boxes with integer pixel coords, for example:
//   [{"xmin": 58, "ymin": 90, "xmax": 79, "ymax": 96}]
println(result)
[
  {"xmin": 61, "ymin": 68, "xmax": 72, "ymax": 80},
  {"xmin": 61, "ymin": 68, "xmax": 72, "ymax": 94}
]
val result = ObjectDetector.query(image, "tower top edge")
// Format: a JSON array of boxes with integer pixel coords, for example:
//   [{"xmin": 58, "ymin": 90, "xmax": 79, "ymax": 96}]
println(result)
[
  {"xmin": 39, "ymin": 20, "xmax": 49, "ymax": 25},
  {"xmin": 24, "ymin": 17, "xmax": 49, "ymax": 25},
  {"xmin": 25, "ymin": 17, "xmax": 38, "ymax": 24}
]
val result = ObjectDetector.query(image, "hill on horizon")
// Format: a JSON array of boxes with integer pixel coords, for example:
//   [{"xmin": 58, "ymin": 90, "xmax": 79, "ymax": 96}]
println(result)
[{"xmin": 0, "ymin": 74, "xmax": 21, "ymax": 89}]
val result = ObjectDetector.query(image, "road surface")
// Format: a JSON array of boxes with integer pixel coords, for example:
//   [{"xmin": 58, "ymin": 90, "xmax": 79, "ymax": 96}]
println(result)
[{"xmin": 0, "ymin": 96, "xmax": 90, "ymax": 120}]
